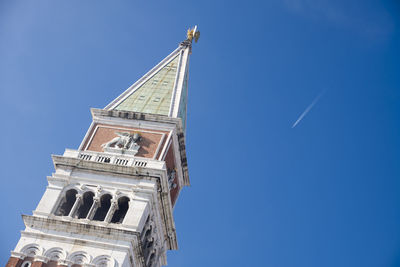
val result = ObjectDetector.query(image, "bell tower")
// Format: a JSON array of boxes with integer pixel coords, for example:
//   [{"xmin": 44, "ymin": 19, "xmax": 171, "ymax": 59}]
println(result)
[{"xmin": 6, "ymin": 27, "xmax": 199, "ymax": 267}]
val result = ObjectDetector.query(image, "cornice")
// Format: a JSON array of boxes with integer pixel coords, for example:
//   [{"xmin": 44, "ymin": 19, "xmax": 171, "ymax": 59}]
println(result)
[
  {"xmin": 52, "ymin": 155, "xmax": 165, "ymax": 180},
  {"xmin": 91, "ymin": 108, "xmax": 183, "ymax": 129},
  {"xmin": 22, "ymin": 215, "xmax": 140, "ymax": 242}
]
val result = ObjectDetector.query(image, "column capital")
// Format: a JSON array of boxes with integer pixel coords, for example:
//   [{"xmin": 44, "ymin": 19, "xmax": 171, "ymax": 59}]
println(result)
[
  {"xmin": 58, "ymin": 259, "xmax": 72, "ymax": 266},
  {"xmin": 33, "ymin": 255, "xmax": 49, "ymax": 263},
  {"xmin": 10, "ymin": 251, "xmax": 26, "ymax": 259}
]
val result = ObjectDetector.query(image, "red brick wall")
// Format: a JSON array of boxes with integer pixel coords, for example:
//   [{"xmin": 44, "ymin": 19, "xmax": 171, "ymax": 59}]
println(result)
[
  {"xmin": 6, "ymin": 257, "xmax": 22, "ymax": 267},
  {"xmin": 5, "ymin": 257, "xmax": 71, "ymax": 267},
  {"xmin": 82, "ymin": 124, "xmax": 168, "ymax": 159},
  {"xmin": 31, "ymin": 261, "xmax": 45, "ymax": 267},
  {"xmin": 165, "ymin": 145, "xmax": 181, "ymax": 206}
]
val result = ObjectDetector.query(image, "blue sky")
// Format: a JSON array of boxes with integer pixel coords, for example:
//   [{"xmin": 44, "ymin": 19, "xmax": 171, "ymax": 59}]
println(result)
[{"xmin": 0, "ymin": 1, "xmax": 399, "ymax": 266}]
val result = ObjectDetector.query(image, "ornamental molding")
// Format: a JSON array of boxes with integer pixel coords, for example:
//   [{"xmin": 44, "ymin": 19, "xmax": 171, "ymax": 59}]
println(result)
[
  {"xmin": 52, "ymin": 155, "xmax": 166, "ymax": 181},
  {"xmin": 91, "ymin": 108, "xmax": 184, "ymax": 131},
  {"xmin": 20, "ymin": 231, "xmax": 131, "ymax": 253},
  {"xmin": 10, "ymin": 251, "xmax": 26, "ymax": 259},
  {"xmin": 23, "ymin": 215, "xmax": 140, "ymax": 242},
  {"xmin": 33, "ymin": 255, "xmax": 49, "ymax": 263},
  {"xmin": 14, "ymin": 243, "xmax": 121, "ymax": 267},
  {"xmin": 49, "ymin": 173, "xmax": 158, "ymax": 195}
]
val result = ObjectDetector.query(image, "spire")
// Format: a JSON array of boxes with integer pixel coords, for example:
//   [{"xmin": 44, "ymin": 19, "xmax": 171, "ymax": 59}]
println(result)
[{"xmin": 105, "ymin": 27, "xmax": 199, "ymax": 131}]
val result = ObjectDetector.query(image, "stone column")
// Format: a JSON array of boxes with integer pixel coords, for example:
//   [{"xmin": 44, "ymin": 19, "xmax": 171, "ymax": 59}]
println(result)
[
  {"xmin": 7, "ymin": 252, "xmax": 26, "ymax": 267},
  {"xmin": 68, "ymin": 194, "xmax": 82, "ymax": 218},
  {"xmin": 31, "ymin": 255, "xmax": 49, "ymax": 267},
  {"xmin": 86, "ymin": 197, "xmax": 100, "ymax": 220},
  {"xmin": 104, "ymin": 199, "xmax": 118, "ymax": 223},
  {"xmin": 145, "ymin": 248, "xmax": 157, "ymax": 267}
]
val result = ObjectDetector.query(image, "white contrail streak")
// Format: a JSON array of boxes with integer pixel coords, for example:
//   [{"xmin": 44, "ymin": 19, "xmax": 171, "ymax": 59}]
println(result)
[{"xmin": 292, "ymin": 89, "xmax": 326, "ymax": 128}]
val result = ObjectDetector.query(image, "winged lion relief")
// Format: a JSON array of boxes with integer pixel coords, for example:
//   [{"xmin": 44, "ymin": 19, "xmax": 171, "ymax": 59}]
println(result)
[{"xmin": 101, "ymin": 131, "xmax": 141, "ymax": 156}]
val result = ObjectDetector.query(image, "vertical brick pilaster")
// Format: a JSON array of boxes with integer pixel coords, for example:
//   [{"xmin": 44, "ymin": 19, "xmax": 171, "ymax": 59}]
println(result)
[
  {"xmin": 31, "ymin": 261, "xmax": 45, "ymax": 267},
  {"xmin": 6, "ymin": 257, "xmax": 23, "ymax": 267}
]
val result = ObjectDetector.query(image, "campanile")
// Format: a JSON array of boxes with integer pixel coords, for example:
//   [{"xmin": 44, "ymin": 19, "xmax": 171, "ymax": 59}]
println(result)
[{"xmin": 6, "ymin": 27, "xmax": 199, "ymax": 267}]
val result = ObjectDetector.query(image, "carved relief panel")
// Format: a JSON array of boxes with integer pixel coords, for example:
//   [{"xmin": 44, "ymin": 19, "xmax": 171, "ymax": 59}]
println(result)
[{"xmin": 82, "ymin": 124, "xmax": 170, "ymax": 159}]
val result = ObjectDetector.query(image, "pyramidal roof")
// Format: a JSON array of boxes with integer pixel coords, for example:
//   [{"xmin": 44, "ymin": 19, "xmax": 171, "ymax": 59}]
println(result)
[{"xmin": 105, "ymin": 39, "xmax": 193, "ymax": 130}]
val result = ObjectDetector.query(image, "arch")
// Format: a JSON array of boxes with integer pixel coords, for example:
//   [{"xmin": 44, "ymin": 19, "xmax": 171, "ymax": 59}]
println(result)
[
  {"xmin": 93, "ymin": 194, "xmax": 112, "ymax": 221},
  {"xmin": 68, "ymin": 251, "xmax": 91, "ymax": 265},
  {"xmin": 55, "ymin": 189, "xmax": 77, "ymax": 216},
  {"xmin": 21, "ymin": 261, "xmax": 32, "ymax": 267},
  {"xmin": 20, "ymin": 243, "xmax": 43, "ymax": 257},
  {"xmin": 44, "ymin": 247, "xmax": 66, "ymax": 261},
  {"xmin": 143, "ymin": 224, "xmax": 152, "ymax": 241},
  {"xmin": 92, "ymin": 255, "xmax": 118, "ymax": 267},
  {"xmin": 63, "ymin": 183, "xmax": 81, "ymax": 193},
  {"xmin": 140, "ymin": 215, "xmax": 151, "ymax": 239},
  {"xmin": 76, "ymin": 191, "xmax": 95, "ymax": 219},
  {"xmin": 147, "ymin": 249, "xmax": 157, "ymax": 267},
  {"xmin": 111, "ymin": 196, "xmax": 130, "ymax": 224},
  {"xmin": 142, "ymin": 234, "xmax": 153, "ymax": 259}
]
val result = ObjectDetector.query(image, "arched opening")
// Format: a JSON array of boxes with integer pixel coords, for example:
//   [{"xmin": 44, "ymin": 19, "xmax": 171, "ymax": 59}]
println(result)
[
  {"xmin": 68, "ymin": 251, "xmax": 90, "ymax": 266},
  {"xmin": 76, "ymin": 191, "xmax": 94, "ymax": 219},
  {"xmin": 44, "ymin": 247, "xmax": 65, "ymax": 267},
  {"xmin": 146, "ymin": 238, "xmax": 154, "ymax": 250},
  {"xmin": 111, "ymin": 196, "xmax": 130, "ymax": 224},
  {"xmin": 148, "ymin": 250, "xmax": 157, "ymax": 267},
  {"xmin": 93, "ymin": 194, "xmax": 112, "ymax": 221},
  {"xmin": 142, "ymin": 225, "xmax": 153, "ymax": 259},
  {"xmin": 55, "ymin": 189, "xmax": 77, "ymax": 216},
  {"xmin": 92, "ymin": 255, "xmax": 113, "ymax": 267},
  {"xmin": 140, "ymin": 216, "xmax": 150, "ymax": 239},
  {"xmin": 142, "ymin": 224, "xmax": 152, "ymax": 245},
  {"xmin": 145, "ymin": 225, "xmax": 152, "ymax": 239}
]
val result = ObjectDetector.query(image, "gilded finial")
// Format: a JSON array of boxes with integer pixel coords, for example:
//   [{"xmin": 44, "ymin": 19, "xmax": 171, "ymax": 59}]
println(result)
[{"xmin": 186, "ymin": 26, "xmax": 200, "ymax": 43}]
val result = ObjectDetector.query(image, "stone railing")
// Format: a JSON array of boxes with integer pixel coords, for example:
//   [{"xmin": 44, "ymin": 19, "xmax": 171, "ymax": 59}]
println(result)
[{"xmin": 63, "ymin": 149, "xmax": 165, "ymax": 170}]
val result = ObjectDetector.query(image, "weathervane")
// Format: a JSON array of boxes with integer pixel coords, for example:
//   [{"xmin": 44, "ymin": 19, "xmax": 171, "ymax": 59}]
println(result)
[{"xmin": 187, "ymin": 25, "xmax": 200, "ymax": 43}]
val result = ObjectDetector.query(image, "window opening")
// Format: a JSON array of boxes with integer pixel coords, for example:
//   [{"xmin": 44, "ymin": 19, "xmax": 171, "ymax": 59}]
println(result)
[
  {"xmin": 55, "ymin": 189, "xmax": 77, "ymax": 216},
  {"xmin": 111, "ymin": 197, "xmax": 130, "ymax": 224},
  {"xmin": 76, "ymin": 191, "xmax": 94, "ymax": 219},
  {"xmin": 146, "ymin": 238, "xmax": 154, "ymax": 249},
  {"xmin": 144, "ymin": 225, "xmax": 152, "ymax": 240},
  {"xmin": 93, "ymin": 194, "xmax": 112, "ymax": 221},
  {"xmin": 148, "ymin": 251, "xmax": 157, "ymax": 267}
]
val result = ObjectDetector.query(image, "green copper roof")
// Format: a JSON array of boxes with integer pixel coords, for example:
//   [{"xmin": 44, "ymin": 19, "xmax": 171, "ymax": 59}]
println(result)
[
  {"xmin": 114, "ymin": 55, "xmax": 180, "ymax": 115},
  {"xmin": 177, "ymin": 66, "xmax": 189, "ymax": 131}
]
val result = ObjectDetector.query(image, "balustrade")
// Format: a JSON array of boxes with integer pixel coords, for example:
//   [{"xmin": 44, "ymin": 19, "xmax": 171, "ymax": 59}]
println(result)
[{"xmin": 63, "ymin": 149, "xmax": 164, "ymax": 169}]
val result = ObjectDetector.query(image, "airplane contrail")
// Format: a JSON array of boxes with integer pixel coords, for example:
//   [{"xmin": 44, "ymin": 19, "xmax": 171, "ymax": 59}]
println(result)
[{"xmin": 292, "ymin": 89, "xmax": 326, "ymax": 128}]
